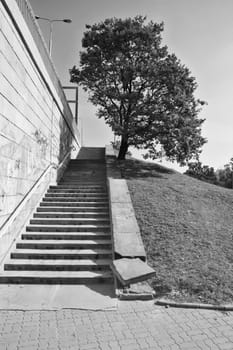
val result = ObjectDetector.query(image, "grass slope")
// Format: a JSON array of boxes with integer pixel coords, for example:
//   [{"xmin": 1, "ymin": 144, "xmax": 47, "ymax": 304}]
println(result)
[{"xmin": 117, "ymin": 158, "xmax": 233, "ymax": 304}]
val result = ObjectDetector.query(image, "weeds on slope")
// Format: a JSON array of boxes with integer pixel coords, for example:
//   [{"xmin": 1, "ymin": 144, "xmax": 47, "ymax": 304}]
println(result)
[{"xmin": 117, "ymin": 158, "xmax": 233, "ymax": 304}]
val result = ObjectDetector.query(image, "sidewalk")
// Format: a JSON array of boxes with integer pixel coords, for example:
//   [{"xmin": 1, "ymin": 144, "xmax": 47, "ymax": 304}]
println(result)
[{"xmin": 1, "ymin": 300, "xmax": 233, "ymax": 350}]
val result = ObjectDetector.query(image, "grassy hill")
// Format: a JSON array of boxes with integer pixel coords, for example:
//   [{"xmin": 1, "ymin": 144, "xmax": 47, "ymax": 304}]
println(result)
[{"xmin": 116, "ymin": 158, "xmax": 233, "ymax": 304}]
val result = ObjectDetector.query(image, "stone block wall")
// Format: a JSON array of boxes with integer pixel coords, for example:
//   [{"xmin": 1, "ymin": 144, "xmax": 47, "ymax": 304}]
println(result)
[{"xmin": 0, "ymin": 0, "xmax": 80, "ymax": 241}]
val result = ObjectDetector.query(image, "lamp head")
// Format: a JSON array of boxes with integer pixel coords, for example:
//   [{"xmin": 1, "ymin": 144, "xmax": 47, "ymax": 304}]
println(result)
[{"xmin": 63, "ymin": 19, "xmax": 72, "ymax": 23}]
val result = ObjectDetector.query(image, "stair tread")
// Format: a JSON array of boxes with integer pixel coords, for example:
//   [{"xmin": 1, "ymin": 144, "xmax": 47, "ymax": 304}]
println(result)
[
  {"xmin": 43, "ymin": 198, "xmax": 108, "ymax": 201},
  {"xmin": 47, "ymin": 192, "xmax": 107, "ymax": 194},
  {"xmin": 40, "ymin": 202, "xmax": 108, "ymax": 204},
  {"xmin": 11, "ymin": 248, "xmax": 112, "ymax": 254},
  {"xmin": 37, "ymin": 208, "xmax": 108, "ymax": 212},
  {"xmin": 40, "ymin": 201, "xmax": 108, "ymax": 203},
  {"xmin": 51, "ymin": 187, "xmax": 106, "ymax": 189},
  {"xmin": 17, "ymin": 239, "xmax": 111, "ymax": 244},
  {"xmin": 5, "ymin": 259, "xmax": 111, "ymax": 266},
  {"xmin": 45, "ymin": 190, "xmax": 108, "ymax": 197},
  {"xmin": 30, "ymin": 218, "xmax": 110, "ymax": 223},
  {"xmin": 27, "ymin": 224, "xmax": 110, "ymax": 229},
  {"xmin": 34, "ymin": 212, "xmax": 109, "ymax": 216},
  {"xmin": 1, "ymin": 150, "xmax": 114, "ymax": 284},
  {"xmin": 23, "ymin": 231, "xmax": 110, "ymax": 236},
  {"xmin": 59, "ymin": 181, "xmax": 106, "ymax": 183},
  {"xmin": 53, "ymin": 184, "xmax": 106, "ymax": 186},
  {"xmin": 37, "ymin": 206, "xmax": 108, "ymax": 209},
  {"xmin": 0, "ymin": 270, "xmax": 112, "ymax": 277}
]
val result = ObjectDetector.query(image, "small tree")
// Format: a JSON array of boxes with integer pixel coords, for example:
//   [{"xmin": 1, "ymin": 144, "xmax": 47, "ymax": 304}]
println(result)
[
  {"xmin": 70, "ymin": 16, "xmax": 206, "ymax": 163},
  {"xmin": 185, "ymin": 161, "xmax": 217, "ymax": 184},
  {"xmin": 216, "ymin": 158, "xmax": 233, "ymax": 188}
]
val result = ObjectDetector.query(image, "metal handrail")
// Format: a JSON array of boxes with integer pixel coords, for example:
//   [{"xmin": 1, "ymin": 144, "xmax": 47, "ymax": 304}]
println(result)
[{"xmin": 63, "ymin": 86, "xmax": 79, "ymax": 124}]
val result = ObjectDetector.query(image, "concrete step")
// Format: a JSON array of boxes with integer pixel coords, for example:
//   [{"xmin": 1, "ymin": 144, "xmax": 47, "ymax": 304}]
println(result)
[
  {"xmin": 30, "ymin": 218, "xmax": 109, "ymax": 225},
  {"xmin": 66, "ymin": 168, "xmax": 105, "ymax": 172},
  {"xmin": 26, "ymin": 224, "xmax": 110, "ymax": 232},
  {"xmin": 50, "ymin": 188, "xmax": 107, "ymax": 192},
  {"xmin": 34, "ymin": 212, "xmax": 109, "ymax": 218},
  {"xmin": 53, "ymin": 183, "xmax": 106, "ymax": 187},
  {"xmin": 62, "ymin": 175, "xmax": 106, "ymax": 182},
  {"xmin": 0, "ymin": 271, "xmax": 113, "ymax": 284},
  {"xmin": 60, "ymin": 180, "xmax": 106, "ymax": 184},
  {"xmin": 59, "ymin": 181, "xmax": 106, "ymax": 185},
  {"xmin": 64, "ymin": 166, "xmax": 105, "ymax": 170},
  {"xmin": 11, "ymin": 248, "xmax": 112, "ymax": 260},
  {"xmin": 50, "ymin": 185, "xmax": 106, "ymax": 189},
  {"xmin": 63, "ymin": 170, "xmax": 106, "ymax": 173},
  {"xmin": 37, "ymin": 207, "xmax": 109, "ymax": 212},
  {"xmin": 59, "ymin": 178, "xmax": 106, "ymax": 180},
  {"xmin": 47, "ymin": 189, "xmax": 107, "ymax": 193},
  {"xmin": 40, "ymin": 202, "xmax": 108, "ymax": 207},
  {"xmin": 76, "ymin": 147, "xmax": 105, "ymax": 160},
  {"xmin": 44, "ymin": 193, "xmax": 108, "ymax": 198},
  {"xmin": 68, "ymin": 160, "xmax": 105, "ymax": 164},
  {"xmin": 22, "ymin": 231, "xmax": 111, "ymax": 240},
  {"xmin": 69, "ymin": 157, "xmax": 105, "ymax": 161},
  {"xmin": 42, "ymin": 197, "xmax": 108, "ymax": 202},
  {"xmin": 0, "ymin": 150, "xmax": 114, "ymax": 286},
  {"xmin": 67, "ymin": 162, "xmax": 105, "ymax": 166},
  {"xmin": 4, "ymin": 259, "xmax": 111, "ymax": 271},
  {"xmin": 64, "ymin": 170, "xmax": 106, "ymax": 174},
  {"xmin": 16, "ymin": 239, "xmax": 112, "ymax": 250}
]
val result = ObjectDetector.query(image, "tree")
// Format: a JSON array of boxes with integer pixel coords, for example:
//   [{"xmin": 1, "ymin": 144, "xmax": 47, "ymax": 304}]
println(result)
[
  {"xmin": 185, "ymin": 161, "xmax": 217, "ymax": 184},
  {"xmin": 70, "ymin": 16, "xmax": 206, "ymax": 162},
  {"xmin": 216, "ymin": 158, "xmax": 233, "ymax": 188}
]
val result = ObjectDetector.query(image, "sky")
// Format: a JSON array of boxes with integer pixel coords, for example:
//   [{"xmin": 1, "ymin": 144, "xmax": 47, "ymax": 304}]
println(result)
[{"xmin": 29, "ymin": 0, "xmax": 233, "ymax": 171}]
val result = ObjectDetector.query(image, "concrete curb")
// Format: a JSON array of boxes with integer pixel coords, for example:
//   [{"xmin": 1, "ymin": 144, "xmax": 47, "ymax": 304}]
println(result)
[
  {"xmin": 155, "ymin": 299, "xmax": 233, "ymax": 311},
  {"xmin": 119, "ymin": 293, "xmax": 154, "ymax": 301}
]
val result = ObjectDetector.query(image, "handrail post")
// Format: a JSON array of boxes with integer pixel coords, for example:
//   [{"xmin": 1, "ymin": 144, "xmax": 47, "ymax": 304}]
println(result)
[
  {"xmin": 75, "ymin": 86, "xmax": 78, "ymax": 124},
  {"xmin": 63, "ymin": 86, "xmax": 79, "ymax": 124}
]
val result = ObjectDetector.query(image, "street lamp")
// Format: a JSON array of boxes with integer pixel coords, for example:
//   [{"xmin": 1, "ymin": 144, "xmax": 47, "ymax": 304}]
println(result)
[{"xmin": 35, "ymin": 16, "xmax": 72, "ymax": 56}]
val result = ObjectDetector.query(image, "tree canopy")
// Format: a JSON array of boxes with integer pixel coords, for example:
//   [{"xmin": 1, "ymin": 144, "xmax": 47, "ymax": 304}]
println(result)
[{"xmin": 70, "ymin": 16, "xmax": 206, "ymax": 163}]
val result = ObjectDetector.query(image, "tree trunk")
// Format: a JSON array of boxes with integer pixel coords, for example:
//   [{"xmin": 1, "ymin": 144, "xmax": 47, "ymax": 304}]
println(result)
[{"xmin": 117, "ymin": 137, "xmax": 129, "ymax": 160}]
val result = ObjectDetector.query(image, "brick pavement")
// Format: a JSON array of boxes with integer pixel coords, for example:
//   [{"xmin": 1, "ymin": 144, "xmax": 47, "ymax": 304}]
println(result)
[{"xmin": 0, "ymin": 300, "xmax": 233, "ymax": 350}]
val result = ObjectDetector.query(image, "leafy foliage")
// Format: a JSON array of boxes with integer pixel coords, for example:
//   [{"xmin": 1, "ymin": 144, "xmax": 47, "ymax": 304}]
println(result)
[
  {"xmin": 111, "ymin": 140, "xmax": 132, "ymax": 157},
  {"xmin": 216, "ymin": 159, "xmax": 233, "ymax": 189},
  {"xmin": 70, "ymin": 16, "xmax": 206, "ymax": 162},
  {"xmin": 185, "ymin": 161, "xmax": 217, "ymax": 184},
  {"xmin": 185, "ymin": 159, "xmax": 233, "ymax": 189}
]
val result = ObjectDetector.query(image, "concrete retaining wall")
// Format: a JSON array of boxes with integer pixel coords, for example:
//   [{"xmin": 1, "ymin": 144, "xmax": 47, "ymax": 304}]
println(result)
[
  {"xmin": 105, "ymin": 145, "xmax": 146, "ymax": 261},
  {"xmin": 0, "ymin": 0, "xmax": 81, "ymax": 260}
]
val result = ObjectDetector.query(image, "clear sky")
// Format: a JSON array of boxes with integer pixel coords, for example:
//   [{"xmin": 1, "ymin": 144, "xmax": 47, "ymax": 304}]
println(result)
[{"xmin": 29, "ymin": 0, "xmax": 233, "ymax": 171}]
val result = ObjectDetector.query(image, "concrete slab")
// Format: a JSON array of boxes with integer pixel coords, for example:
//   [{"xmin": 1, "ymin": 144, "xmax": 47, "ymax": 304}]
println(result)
[
  {"xmin": 114, "ymin": 233, "xmax": 146, "ymax": 259},
  {"xmin": 111, "ymin": 258, "xmax": 156, "ymax": 286},
  {"xmin": 118, "ymin": 281, "xmax": 155, "ymax": 300},
  {"xmin": 105, "ymin": 144, "xmax": 116, "ymax": 157},
  {"xmin": 0, "ymin": 284, "xmax": 117, "ymax": 310},
  {"xmin": 111, "ymin": 203, "xmax": 140, "ymax": 233},
  {"xmin": 108, "ymin": 178, "xmax": 146, "ymax": 260},
  {"xmin": 109, "ymin": 179, "xmax": 131, "ymax": 203}
]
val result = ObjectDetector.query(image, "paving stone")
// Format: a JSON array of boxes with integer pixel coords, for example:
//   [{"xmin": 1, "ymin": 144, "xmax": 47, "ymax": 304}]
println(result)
[
  {"xmin": 0, "ymin": 346, "xmax": 7, "ymax": 350},
  {"xmin": 1, "ymin": 301, "xmax": 233, "ymax": 350}
]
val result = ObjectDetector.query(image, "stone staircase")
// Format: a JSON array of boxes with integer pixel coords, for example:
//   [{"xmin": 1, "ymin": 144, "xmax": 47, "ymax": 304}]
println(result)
[{"xmin": 0, "ymin": 147, "xmax": 114, "ymax": 284}]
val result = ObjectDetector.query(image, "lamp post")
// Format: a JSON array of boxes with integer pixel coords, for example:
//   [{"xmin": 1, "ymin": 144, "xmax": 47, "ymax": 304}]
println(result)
[{"xmin": 35, "ymin": 16, "xmax": 72, "ymax": 56}]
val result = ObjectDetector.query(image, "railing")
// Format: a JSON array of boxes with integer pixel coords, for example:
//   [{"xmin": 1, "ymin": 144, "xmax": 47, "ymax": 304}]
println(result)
[{"xmin": 63, "ymin": 86, "xmax": 79, "ymax": 124}]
